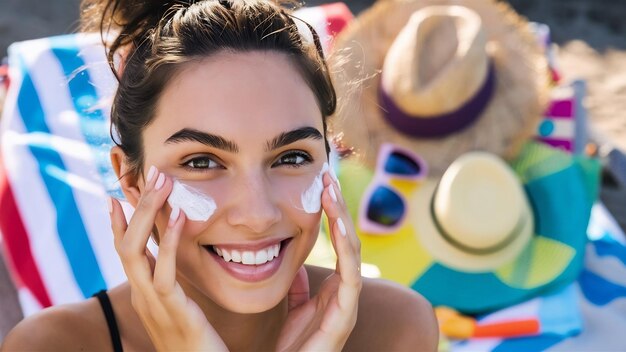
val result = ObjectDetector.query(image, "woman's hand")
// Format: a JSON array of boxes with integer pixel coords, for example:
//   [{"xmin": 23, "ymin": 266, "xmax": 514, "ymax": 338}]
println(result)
[
  {"xmin": 277, "ymin": 172, "xmax": 363, "ymax": 352},
  {"xmin": 108, "ymin": 167, "xmax": 228, "ymax": 352}
]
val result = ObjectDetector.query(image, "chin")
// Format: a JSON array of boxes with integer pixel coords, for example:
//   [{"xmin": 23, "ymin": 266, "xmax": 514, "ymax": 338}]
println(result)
[{"xmin": 218, "ymin": 287, "xmax": 288, "ymax": 314}]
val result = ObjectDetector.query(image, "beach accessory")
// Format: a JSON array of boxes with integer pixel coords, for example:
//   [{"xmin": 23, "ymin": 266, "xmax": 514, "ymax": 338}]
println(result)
[
  {"xmin": 330, "ymin": 0, "xmax": 550, "ymax": 177},
  {"xmin": 414, "ymin": 151, "xmax": 534, "ymax": 271},
  {"xmin": 338, "ymin": 142, "xmax": 599, "ymax": 313},
  {"xmin": 445, "ymin": 205, "xmax": 626, "ymax": 350},
  {"xmin": 358, "ymin": 143, "xmax": 426, "ymax": 234}
]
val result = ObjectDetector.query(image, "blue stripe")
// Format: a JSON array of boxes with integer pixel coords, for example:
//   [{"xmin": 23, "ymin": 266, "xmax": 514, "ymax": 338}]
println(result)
[
  {"xmin": 49, "ymin": 35, "xmax": 122, "ymax": 198},
  {"xmin": 491, "ymin": 334, "xmax": 565, "ymax": 352},
  {"xmin": 15, "ymin": 53, "xmax": 106, "ymax": 298},
  {"xmin": 594, "ymin": 236, "xmax": 626, "ymax": 266},
  {"xmin": 579, "ymin": 269, "xmax": 626, "ymax": 306}
]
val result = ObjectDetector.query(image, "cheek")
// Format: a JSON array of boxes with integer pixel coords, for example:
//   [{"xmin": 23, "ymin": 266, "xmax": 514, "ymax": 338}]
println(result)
[
  {"xmin": 166, "ymin": 179, "xmax": 228, "ymax": 238},
  {"xmin": 272, "ymin": 172, "xmax": 324, "ymax": 215},
  {"xmin": 273, "ymin": 176, "xmax": 323, "ymax": 244}
]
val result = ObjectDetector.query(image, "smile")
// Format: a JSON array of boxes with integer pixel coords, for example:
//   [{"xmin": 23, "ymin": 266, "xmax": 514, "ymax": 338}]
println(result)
[
  {"xmin": 212, "ymin": 243, "xmax": 281, "ymax": 265},
  {"xmin": 202, "ymin": 238, "xmax": 292, "ymax": 282}
]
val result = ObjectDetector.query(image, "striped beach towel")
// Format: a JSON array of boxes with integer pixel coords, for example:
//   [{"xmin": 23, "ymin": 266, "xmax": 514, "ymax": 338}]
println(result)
[
  {"xmin": 0, "ymin": 33, "xmax": 125, "ymax": 316},
  {"xmin": 0, "ymin": 3, "xmax": 353, "ymax": 316}
]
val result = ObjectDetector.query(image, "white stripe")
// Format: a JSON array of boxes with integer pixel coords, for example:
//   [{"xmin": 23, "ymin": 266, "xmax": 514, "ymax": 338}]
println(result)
[
  {"xmin": 17, "ymin": 287, "xmax": 43, "ymax": 317},
  {"xmin": 451, "ymin": 338, "xmax": 503, "ymax": 352},
  {"xmin": 588, "ymin": 203, "xmax": 626, "ymax": 244},
  {"xmin": 24, "ymin": 38, "xmax": 126, "ymax": 289},
  {"xmin": 539, "ymin": 117, "xmax": 575, "ymax": 140}
]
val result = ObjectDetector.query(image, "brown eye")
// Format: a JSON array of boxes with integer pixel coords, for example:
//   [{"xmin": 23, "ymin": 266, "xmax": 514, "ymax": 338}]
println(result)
[
  {"xmin": 183, "ymin": 156, "xmax": 221, "ymax": 170},
  {"xmin": 273, "ymin": 151, "xmax": 313, "ymax": 168}
]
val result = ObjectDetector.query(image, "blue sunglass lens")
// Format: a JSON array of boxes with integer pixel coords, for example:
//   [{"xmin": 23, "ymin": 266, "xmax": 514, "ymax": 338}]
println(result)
[
  {"xmin": 384, "ymin": 151, "xmax": 421, "ymax": 175},
  {"xmin": 366, "ymin": 186, "xmax": 405, "ymax": 226}
]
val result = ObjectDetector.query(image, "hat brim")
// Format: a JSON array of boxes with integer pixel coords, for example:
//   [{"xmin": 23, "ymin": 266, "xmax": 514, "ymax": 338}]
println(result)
[
  {"xmin": 410, "ymin": 179, "xmax": 534, "ymax": 271},
  {"xmin": 330, "ymin": 0, "xmax": 550, "ymax": 177}
]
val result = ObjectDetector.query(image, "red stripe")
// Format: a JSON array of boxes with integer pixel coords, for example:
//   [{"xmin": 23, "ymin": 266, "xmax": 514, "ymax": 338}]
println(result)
[
  {"xmin": 0, "ymin": 64, "xmax": 9, "ymax": 89},
  {"xmin": 321, "ymin": 2, "xmax": 353, "ymax": 39},
  {"xmin": 0, "ymin": 156, "xmax": 52, "ymax": 308}
]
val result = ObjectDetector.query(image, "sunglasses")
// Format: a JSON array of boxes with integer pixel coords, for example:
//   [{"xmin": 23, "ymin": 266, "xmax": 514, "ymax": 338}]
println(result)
[{"xmin": 358, "ymin": 143, "xmax": 427, "ymax": 234}]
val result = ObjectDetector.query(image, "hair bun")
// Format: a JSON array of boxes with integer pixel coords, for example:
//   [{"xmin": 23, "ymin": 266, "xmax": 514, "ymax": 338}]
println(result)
[{"xmin": 80, "ymin": 0, "xmax": 199, "ymax": 77}]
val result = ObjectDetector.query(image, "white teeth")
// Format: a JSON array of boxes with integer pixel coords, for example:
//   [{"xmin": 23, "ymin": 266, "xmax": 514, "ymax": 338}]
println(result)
[
  {"xmin": 212, "ymin": 242, "xmax": 283, "ymax": 265},
  {"xmin": 222, "ymin": 250, "xmax": 232, "ymax": 262},
  {"xmin": 231, "ymin": 249, "xmax": 242, "ymax": 263},
  {"xmin": 256, "ymin": 250, "xmax": 268, "ymax": 265},
  {"xmin": 242, "ymin": 251, "xmax": 255, "ymax": 265},
  {"xmin": 274, "ymin": 243, "xmax": 281, "ymax": 257}
]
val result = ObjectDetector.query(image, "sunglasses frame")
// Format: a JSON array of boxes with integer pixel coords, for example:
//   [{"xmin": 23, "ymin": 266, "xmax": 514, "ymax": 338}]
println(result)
[{"xmin": 358, "ymin": 143, "xmax": 427, "ymax": 235}]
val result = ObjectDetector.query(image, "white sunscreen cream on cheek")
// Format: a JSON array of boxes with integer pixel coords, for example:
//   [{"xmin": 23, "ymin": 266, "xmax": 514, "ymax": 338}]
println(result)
[
  {"xmin": 167, "ymin": 180, "xmax": 217, "ymax": 221},
  {"xmin": 301, "ymin": 162, "xmax": 329, "ymax": 213}
]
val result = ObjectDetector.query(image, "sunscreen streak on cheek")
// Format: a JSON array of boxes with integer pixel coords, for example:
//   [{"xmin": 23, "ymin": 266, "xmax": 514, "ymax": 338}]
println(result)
[
  {"xmin": 167, "ymin": 179, "xmax": 217, "ymax": 221},
  {"xmin": 301, "ymin": 162, "xmax": 329, "ymax": 213}
]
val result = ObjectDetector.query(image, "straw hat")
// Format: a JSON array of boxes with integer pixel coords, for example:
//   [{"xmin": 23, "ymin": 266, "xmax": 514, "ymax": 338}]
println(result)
[
  {"xmin": 330, "ymin": 0, "xmax": 550, "ymax": 177},
  {"xmin": 413, "ymin": 152, "xmax": 534, "ymax": 271}
]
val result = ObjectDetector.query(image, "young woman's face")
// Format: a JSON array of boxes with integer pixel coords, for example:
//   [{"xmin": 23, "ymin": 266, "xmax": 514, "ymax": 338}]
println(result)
[{"xmin": 139, "ymin": 51, "xmax": 327, "ymax": 313}]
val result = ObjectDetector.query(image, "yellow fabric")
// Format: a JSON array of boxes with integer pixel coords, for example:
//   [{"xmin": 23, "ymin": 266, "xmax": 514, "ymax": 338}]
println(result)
[{"xmin": 495, "ymin": 236, "xmax": 575, "ymax": 288}]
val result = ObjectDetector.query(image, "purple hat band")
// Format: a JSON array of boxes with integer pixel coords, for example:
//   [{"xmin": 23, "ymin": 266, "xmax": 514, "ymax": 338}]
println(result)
[{"xmin": 379, "ymin": 61, "xmax": 496, "ymax": 138}]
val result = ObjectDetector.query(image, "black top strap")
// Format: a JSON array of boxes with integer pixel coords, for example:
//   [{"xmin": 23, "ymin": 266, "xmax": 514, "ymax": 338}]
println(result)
[{"xmin": 94, "ymin": 290, "xmax": 124, "ymax": 352}]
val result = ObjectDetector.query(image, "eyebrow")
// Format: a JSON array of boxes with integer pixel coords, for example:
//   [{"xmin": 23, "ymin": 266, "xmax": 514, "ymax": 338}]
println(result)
[
  {"xmin": 265, "ymin": 126, "xmax": 323, "ymax": 152},
  {"xmin": 164, "ymin": 126, "xmax": 323, "ymax": 153},
  {"xmin": 165, "ymin": 128, "xmax": 239, "ymax": 152}
]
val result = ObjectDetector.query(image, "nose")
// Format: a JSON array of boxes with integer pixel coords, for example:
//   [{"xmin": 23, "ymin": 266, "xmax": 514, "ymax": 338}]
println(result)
[{"xmin": 226, "ymin": 171, "xmax": 282, "ymax": 234}]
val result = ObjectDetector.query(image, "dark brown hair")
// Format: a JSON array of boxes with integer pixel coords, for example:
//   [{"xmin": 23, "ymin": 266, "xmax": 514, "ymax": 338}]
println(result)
[{"xmin": 80, "ymin": 0, "xmax": 336, "ymax": 178}]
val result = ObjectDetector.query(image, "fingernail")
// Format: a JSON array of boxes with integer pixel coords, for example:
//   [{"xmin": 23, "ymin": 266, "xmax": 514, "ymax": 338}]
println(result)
[
  {"xmin": 169, "ymin": 206, "xmax": 180, "ymax": 226},
  {"xmin": 329, "ymin": 184, "xmax": 337, "ymax": 202},
  {"xmin": 155, "ymin": 173, "xmax": 165, "ymax": 190},
  {"xmin": 337, "ymin": 217, "xmax": 347, "ymax": 237},
  {"xmin": 147, "ymin": 165, "xmax": 157, "ymax": 183},
  {"xmin": 106, "ymin": 197, "xmax": 113, "ymax": 213}
]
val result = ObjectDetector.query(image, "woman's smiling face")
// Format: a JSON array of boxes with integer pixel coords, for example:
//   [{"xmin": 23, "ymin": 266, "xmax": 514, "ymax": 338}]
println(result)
[{"xmin": 138, "ymin": 50, "xmax": 328, "ymax": 313}]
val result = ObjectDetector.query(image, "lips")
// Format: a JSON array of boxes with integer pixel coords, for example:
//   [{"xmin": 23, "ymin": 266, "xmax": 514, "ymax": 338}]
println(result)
[{"xmin": 202, "ymin": 238, "xmax": 292, "ymax": 282}]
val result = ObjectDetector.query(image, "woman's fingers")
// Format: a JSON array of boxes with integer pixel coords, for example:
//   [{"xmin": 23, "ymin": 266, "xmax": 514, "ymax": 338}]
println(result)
[
  {"xmin": 122, "ymin": 170, "xmax": 172, "ymax": 258},
  {"xmin": 321, "ymin": 172, "xmax": 362, "ymax": 305},
  {"xmin": 109, "ymin": 167, "xmax": 174, "ymax": 292},
  {"xmin": 322, "ymin": 173, "xmax": 361, "ymax": 274},
  {"xmin": 109, "ymin": 196, "xmax": 128, "ymax": 250},
  {"xmin": 287, "ymin": 266, "xmax": 310, "ymax": 311},
  {"xmin": 153, "ymin": 206, "xmax": 185, "ymax": 298}
]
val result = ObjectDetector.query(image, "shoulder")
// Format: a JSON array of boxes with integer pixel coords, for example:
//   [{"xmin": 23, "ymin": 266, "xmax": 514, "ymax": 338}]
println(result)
[
  {"xmin": 1, "ymin": 295, "xmax": 109, "ymax": 351},
  {"xmin": 351, "ymin": 276, "xmax": 439, "ymax": 351},
  {"xmin": 306, "ymin": 265, "xmax": 439, "ymax": 351}
]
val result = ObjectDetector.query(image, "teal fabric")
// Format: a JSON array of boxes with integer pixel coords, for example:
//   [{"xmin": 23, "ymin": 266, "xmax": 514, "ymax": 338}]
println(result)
[{"xmin": 410, "ymin": 143, "xmax": 600, "ymax": 314}]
